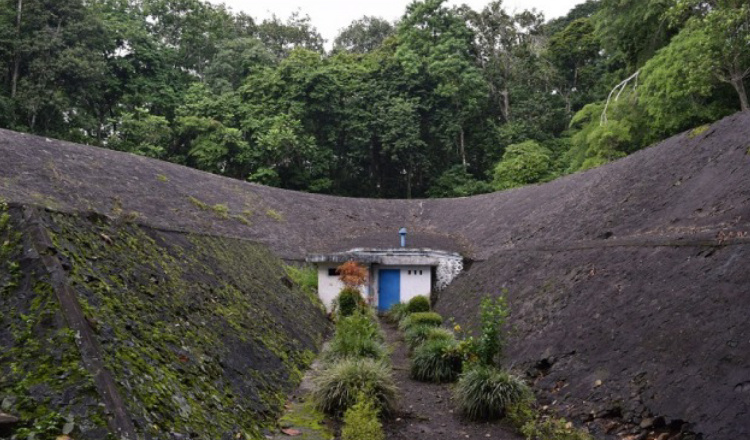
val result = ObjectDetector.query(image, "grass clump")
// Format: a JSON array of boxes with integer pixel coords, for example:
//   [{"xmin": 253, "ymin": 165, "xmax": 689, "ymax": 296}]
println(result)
[
  {"xmin": 325, "ymin": 313, "xmax": 386, "ymax": 362},
  {"xmin": 266, "ymin": 208, "xmax": 284, "ymax": 221},
  {"xmin": 385, "ymin": 302, "xmax": 409, "ymax": 323},
  {"xmin": 312, "ymin": 358, "xmax": 397, "ymax": 416},
  {"xmin": 406, "ymin": 295, "xmax": 430, "ymax": 313},
  {"xmin": 341, "ymin": 391, "xmax": 385, "ymax": 440},
  {"xmin": 399, "ymin": 312, "xmax": 443, "ymax": 331},
  {"xmin": 337, "ymin": 287, "xmax": 364, "ymax": 317},
  {"xmin": 410, "ymin": 338, "xmax": 462, "ymax": 383},
  {"xmin": 454, "ymin": 366, "xmax": 530, "ymax": 420},
  {"xmin": 404, "ymin": 325, "xmax": 454, "ymax": 351}
]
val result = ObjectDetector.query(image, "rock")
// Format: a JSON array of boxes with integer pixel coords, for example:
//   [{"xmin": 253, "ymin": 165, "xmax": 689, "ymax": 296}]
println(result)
[
  {"xmin": 640, "ymin": 418, "xmax": 654, "ymax": 429},
  {"xmin": 0, "ymin": 412, "xmax": 18, "ymax": 425},
  {"xmin": 594, "ymin": 380, "xmax": 603, "ymax": 388}
]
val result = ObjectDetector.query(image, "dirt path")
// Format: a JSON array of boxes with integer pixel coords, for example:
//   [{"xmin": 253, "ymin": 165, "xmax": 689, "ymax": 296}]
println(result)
[{"xmin": 381, "ymin": 320, "xmax": 522, "ymax": 440}]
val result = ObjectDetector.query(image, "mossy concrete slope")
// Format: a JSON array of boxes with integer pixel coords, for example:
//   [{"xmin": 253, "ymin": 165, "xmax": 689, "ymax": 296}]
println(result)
[{"xmin": 0, "ymin": 203, "xmax": 328, "ymax": 439}]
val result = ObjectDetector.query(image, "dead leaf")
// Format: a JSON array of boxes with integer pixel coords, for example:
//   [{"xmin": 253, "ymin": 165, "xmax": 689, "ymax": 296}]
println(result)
[{"xmin": 281, "ymin": 428, "xmax": 301, "ymax": 436}]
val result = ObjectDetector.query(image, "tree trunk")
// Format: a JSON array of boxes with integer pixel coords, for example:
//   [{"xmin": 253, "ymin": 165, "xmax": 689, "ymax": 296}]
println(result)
[
  {"xmin": 459, "ymin": 127, "xmax": 467, "ymax": 168},
  {"xmin": 11, "ymin": 0, "xmax": 22, "ymax": 98},
  {"xmin": 730, "ymin": 76, "xmax": 749, "ymax": 112},
  {"xmin": 501, "ymin": 88, "xmax": 510, "ymax": 122},
  {"xmin": 406, "ymin": 166, "xmax": 412, "ymax": 199}
]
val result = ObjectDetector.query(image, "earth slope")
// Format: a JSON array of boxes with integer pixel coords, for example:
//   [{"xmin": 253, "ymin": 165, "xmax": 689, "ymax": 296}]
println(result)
[{"xmin": 1, "ymin": 112, "xmax": 749, "ymax": 439}]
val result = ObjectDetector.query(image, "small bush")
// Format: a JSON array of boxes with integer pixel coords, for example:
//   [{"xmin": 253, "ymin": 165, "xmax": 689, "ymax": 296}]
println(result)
[
  {"xmin": 404, "ymin": 324, "xmax": 436, "ymax": 350},
  {"xmin": 406, "ymin": 295, "xmax": 430, "ymax": 313},
  {"xmin": 338, "ymin": 287, "xmax": 364, "ymax": 317},
  {"xmin": 325, "ymin": 313, "xmax": 386, "ymax": 362},
  {"xmin": 385, "ymin": 302, "xmax": 409, "ymax": 323},
  {"xmin": 341, "ymin": 392, "xmax": 385, "ymax": 440},
  {"xmin": 404, "ymin": 325, "xmax": 454, "ymax": 351},
  {"xmin": 399, "ymin": 312, "xmax": 443, "ymax": 331},
  {"xmin": 410, "ymin": 339, "xmax": 462, "ymax": 383},
  {"xmin": 312, "ymin": 358, "xmax": 398, "ymax": 416},
  {"xmin": 454, "ymin": 366, "xmax": 530, "ymax": 420}
]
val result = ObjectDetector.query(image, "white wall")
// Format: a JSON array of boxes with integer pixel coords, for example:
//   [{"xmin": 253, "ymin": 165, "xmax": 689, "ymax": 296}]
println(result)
[
  {"xmin": 317, "ymin": 264, "xmax": 432, "ymax": 311},
  {"xmin": 317, "ymin": 264, "xmax": 369, "ymax": 311},
  {"xmin": 396, "ymin": 266, "xmax": 432, "ymax": 305}
]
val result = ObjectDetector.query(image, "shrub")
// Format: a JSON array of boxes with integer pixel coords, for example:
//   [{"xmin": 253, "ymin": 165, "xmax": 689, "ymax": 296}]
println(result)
[
  {"xmin": 476, "ymin": 295, "xmax": 509, "ymax": 366},
  {"xmin": 404, "ymin": 325, "xmax": 454, "ymax": 351},
  {"xmin": 325, "ymin": 313, "xmax": 386, "ymax": 362},
  {"xmin": 385, "ymin": 302, "xmax": 409, "ymax": 323},
  {"xmin": 399, "ymin": 312, "xmax": 443, "ymax": 331},
  {"xmin": 454, "ymin": 366, "xmax": 530, "ymax": 420},
  {"xmin": 338, "ymin": 287, "xmax": 364, "ymax": 317},
  {"xmin": 341, "ymin": 391, "xmax": 385, "ymax": 440},
  {"xmin": 312, "ymin": 358, "xmax": 398, "ymax": 416},
  {"xmin": 410, "ymin": 339, "xmax": 462, "ymax": 383},
  {"xmin": 338, "ymin": 261, "xmax": 368, "ymax": 288},
  {"xmin": 406, "ymin": 295, "xmax": 430, "ymax": 313}
]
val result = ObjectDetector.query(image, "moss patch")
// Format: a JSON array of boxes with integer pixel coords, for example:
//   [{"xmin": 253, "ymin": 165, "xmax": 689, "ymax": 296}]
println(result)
[{"xmin": 1, "ymin": 208, "xmax": 328, "ymax": 439}]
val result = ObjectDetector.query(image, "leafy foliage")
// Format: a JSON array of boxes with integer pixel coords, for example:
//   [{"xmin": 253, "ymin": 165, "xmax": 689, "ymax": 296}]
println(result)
[
  {"xmin": 337, "ymin": 287, "xmax": 365, "ymax": 318},
  {"xmin": 338, "ymin": 261, "xmax": 369, "ymax": 288},
  {"xmin": 385, "ymin": 302, "xmax": 409, "ymax": 323},
  {"xmin": 341, "ymin": 391, "xmax": 385, "ymax": 440},
  {"xmin": 326, "ymin": 313, "xmax": 386, "ymax": 362},
  {"xmin": 405, "ymin": 295, "xmax": 430, "ymax": 313},
  {"xmin": 0, "ymin": 0, "xmax": 747, "ymax": 196}
]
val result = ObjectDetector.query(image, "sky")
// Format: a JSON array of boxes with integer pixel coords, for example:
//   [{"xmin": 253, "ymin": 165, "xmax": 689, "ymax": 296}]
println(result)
[{"xmin": 207, "ymin": 0, "xmax": 584, "ymax": 48}]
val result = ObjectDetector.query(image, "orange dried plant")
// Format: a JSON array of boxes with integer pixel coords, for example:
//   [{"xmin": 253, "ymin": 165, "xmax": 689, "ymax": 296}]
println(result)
[{"xmin": 337, "ymin": 260, "xmax": 368, "ymax": 288}]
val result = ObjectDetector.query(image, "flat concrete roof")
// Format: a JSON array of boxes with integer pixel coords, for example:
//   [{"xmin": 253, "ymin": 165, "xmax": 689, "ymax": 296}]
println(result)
[{"xmin": 306, "ymin": 247, "xmax": 462, "ymax": 266}]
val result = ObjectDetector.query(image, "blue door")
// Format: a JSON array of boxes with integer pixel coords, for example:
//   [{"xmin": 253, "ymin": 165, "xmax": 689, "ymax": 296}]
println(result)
[{"xmin": 378, "ymin": 269, "xmax": 401, "ymax": 312}]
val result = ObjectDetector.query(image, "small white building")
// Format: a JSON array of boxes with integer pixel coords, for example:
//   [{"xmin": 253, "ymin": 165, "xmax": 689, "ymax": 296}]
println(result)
[{"xmin": 307, "ymin": 245, "xmax": 463, "ymax": 313}]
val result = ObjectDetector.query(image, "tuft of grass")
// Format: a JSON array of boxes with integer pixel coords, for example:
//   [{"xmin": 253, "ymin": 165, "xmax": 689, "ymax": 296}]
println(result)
[
  {"xmin": 385, "ymin": 303, "xmax": 409, "ymax": 323},
  {"xmin": 156, "ymin": 174, "xmax": 169, "ymax": 182},
  {"xmin": 266, "ymin": 208, "xmax": 284, "ymax": 222},
  {"xmin": 404, "ymin": 325, "xmax": 454, "ymax": 351},
  {"xmin": 312, "ymin": 358, "xmax": 397, "ymax": 416},
  {"xmin": 341, "ymin": 392, "xmax": 385, "ymax": 440},
  {"xmin": 211, "ymin": 203, "xmax": 229, "ymax": 218},
  {"xmin": 406, "ymin": 295, "xmax": 430, "ymax": 313},
  {"xmin": 688, "ymin": 124, "xmax": 709, "ymax": 139},
  {"xmin": 410, "ymin": 338, "xmax": 462, "ymax": 383},
  {"xmin": 399, "ymin": 312, "xmax": 443, "ymax": 331},
  {"xmin": 188, "ymin": 196, "xmax": 209, "ymax": 210},
  {"xmin": 454, "ymin": 366, "xmax": 530, "ymax": 420}
]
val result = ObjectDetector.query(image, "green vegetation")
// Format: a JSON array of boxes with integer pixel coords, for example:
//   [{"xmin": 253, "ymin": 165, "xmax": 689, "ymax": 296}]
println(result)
[
  {"xmin": 325, "ymin": 313, "xmax": 387, "ymax": 362},
  {"xmin": 311, "ymin": 358, "xmax": 397, "ymax": 416},
  {"xmin": 277, "ymin": 400, "xmax": 335, "ymax": 440},
  {"xmin": 507, "ymin": 401, "xmax": 593, "ymax": 440},
  {"xmin": 266, "ymin": 209, "xmax": 284, "ymax": 222},
  {"xmin": 410, "ymin": 339, "xmax": 463, "ymax": 383},
  {"xmin": 404, "ymin": 325, "xmax": 453, "ymax": 351},
  {"xmin": 0, "ymin": 209, "xmax": 328, "ymax": 439},
  {"xmin": 337, "ymin": 287, "xmax": 364, "ymax": 317},
  {"xmin": 156, "ymin": 174, "xmax": 169, "ymax": 182},
  {"xmin": 399, "ymin": 312, "xmax": 443, "ymax": 331},
  {"xmin": 1, "ymin": 0, "xmax": 746, "ymax": 198},
  {"xmin": 340, "ymin": 392, "xmax": 385, "ymax": 440},
  {"xmin": 405, "ymin": 295, "xmax": 430, "ymax": 313},
  {"xmin": 454, "ymin": 366, "xmax": 530, "ymax": 420},
  {"xmin": 476, "ymin": 296, "xmax": 510, "ymax": 366},
  {"xmin": 385, "ymin": 302, "xmax": 409, "ymax": 323}
]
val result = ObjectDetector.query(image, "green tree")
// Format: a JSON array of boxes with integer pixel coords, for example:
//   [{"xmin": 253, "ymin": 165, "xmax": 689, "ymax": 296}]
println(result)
[
  {"xmin": 334, "ymin": 16, "xmax": 394, "ymax": 54},
  {"xmin": 492, "ymin": 140, "xmax": 553, "ymax": 189}
]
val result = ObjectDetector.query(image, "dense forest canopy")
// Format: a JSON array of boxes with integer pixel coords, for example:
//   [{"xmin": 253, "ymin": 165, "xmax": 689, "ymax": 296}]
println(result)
[{"xmin": 1, "ymin": 0, "xmax": 748, "ymax": 198}]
